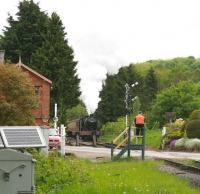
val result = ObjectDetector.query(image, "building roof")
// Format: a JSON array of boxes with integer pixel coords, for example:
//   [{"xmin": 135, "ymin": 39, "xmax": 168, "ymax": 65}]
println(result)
[{"xmin": 17, "ymin": 62, "xmax": 52, "ymax": 84}]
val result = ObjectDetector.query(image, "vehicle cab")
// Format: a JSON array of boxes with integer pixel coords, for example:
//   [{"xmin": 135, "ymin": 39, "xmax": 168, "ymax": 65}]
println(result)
[{"xmin": 48, "ymin": 128, "xmax": 61, "ymax": 149}]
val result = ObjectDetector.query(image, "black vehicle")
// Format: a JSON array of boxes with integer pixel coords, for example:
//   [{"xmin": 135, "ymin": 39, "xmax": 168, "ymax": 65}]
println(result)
[{"xmin": 67, "ymin": 115, "xmax": 100, "ymax": 146}]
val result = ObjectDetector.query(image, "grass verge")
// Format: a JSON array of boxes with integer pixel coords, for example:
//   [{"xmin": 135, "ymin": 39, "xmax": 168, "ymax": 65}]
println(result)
[{"xmin": 34, "ymin": 152, "xmax": 199, "ymax": 194}]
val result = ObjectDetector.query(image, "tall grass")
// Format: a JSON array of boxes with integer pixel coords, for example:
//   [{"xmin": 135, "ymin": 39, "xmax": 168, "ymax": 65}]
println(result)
[{"xmin": 145, "ymin": 129, "xmax": 162, "ymax": 149}]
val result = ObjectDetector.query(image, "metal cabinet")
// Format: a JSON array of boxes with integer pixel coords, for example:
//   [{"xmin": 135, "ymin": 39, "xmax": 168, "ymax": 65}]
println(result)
[{"xmin": 0, "ymin": 149, "xmax": 35, "ymax": 194}]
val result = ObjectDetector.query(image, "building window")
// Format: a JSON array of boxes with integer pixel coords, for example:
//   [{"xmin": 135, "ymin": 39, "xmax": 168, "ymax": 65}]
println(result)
[{"xmin": 34, "ymin": 86, "xmax": 40, "ymax": 95}]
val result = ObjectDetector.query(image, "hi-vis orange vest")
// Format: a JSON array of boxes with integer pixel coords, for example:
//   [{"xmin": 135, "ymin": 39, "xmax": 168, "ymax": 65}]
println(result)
[{"xmin": 135, "ymin": 114, "xmax": 145, "ymax": 125}]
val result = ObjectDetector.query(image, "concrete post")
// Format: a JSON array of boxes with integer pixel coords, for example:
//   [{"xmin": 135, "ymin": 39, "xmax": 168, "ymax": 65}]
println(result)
[
  {"xmin": 60, "ymin": 124, "xmax": 66, "ymax": 156},
  {"xmin": 162, "ymin": 127, "xmax": 166, "ymax": 150},
  {"xmin": 40, "ymin": 127, "xmax": 49, "ymax": 156},
  {"xmin": 54, "ymin": 103, "xmax": 58, "ymax": 131}
]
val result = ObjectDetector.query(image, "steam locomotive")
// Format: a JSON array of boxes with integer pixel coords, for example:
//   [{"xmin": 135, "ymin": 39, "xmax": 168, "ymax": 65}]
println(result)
[{"xmin": 67, "ymin": 115, "xmax": 100, "ymax": 146}]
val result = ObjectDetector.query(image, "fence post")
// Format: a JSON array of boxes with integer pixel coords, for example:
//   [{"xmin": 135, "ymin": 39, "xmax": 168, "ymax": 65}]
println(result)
[
  {"xmin": 60, "ymin": 124, "xmax": 66, "ymax": 156},
  {"xmin": 141, "ymin": 127, "xmax": 145, "ymax": 160},
  {"xmin": 127, "ymin": 126, "xmax": 131, "ymax": 158},
  {"xmin": 111, "ymin": 141, "xmax": 114, "ymax": 160}
]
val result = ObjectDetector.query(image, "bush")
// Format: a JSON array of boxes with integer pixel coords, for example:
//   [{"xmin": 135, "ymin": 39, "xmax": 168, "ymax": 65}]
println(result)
[
  {"xmin": 0, "ymin": 64, "xmax": 38, "ymax": 125},
  {"xmin": 149, "ymin": 81, "xmax": 200, "ymax": 126},
  {"xmin": 164, "ymin": 130, "xmax": 184, "ymax": 145},
  {"xmin": 99, "ymin": 117, "xmax": 126, "ymax": 142},
  {"xmin": 33, "ymin": 151, "xmax": 91, "ymax": 194},
  {"xmin": 185, "ymin": 138, "xmax": 200, "ymax": 151},
  {"xmin": 186, "ymin": 119, "xmax": 200, "ymax": 138},
  {"xmin": 189, "ymin": 109, "xmax": 200, "ymax": 120},
  {"xmin": 169, "ymin": 139, "xmax": 177, "ymax": 148},
  {"xmin": 165, "ymin": 119, "xmax": 185, "ymax": 131},
  {"xmin": 175, "ymin": 138, "xmax": 185, "ymax": 148},
  {"xmin": 173, "ymin": 138, "xmax": 200, "ymax": 151},
  {"xmin": 101, "ymin": 117, "xmax": 126, "ymax": 135}
]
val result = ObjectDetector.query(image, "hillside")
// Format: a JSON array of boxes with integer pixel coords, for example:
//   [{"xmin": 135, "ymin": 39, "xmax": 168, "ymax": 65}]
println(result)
[{"xmin": 96, "ymin": 56, "xmax": 200, "ymax": 125}]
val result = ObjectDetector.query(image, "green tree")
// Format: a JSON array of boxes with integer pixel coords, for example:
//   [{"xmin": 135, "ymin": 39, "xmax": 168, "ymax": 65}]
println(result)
[
  {"xmin": 65, "ymin": 104, "xmax": 88, "ymax": 122},
  {"xmin": 31, "ymin": 12, "xmax": 80, "ymax": 123},
  {"xmin": 149, "ymin": 81, "xmax": 200, "ymax": 126},
  {"xmin": 96, "ymin": 74, "xmax": 119, "ymax": 123},
  {"xmin": 96, "ymin": 65, "xmax": 143, "ymax": 124},
  {"xmin": 132, "ymin": 97, "xmax": 141, "ymax": 118},
  {"xmin": 0, "ymin": 1, "xmax": 81, "ymax": 124},
  {"xmin": 143, "ymin": 67, "xmax": 158, "ymax": 110},
  {"xmin": 0, "ymin": 64, "xmax": 38, "ymax": 125},
  {"xmin": 0, "ymin": 0, "xmax": 48, "ymax": 65}
]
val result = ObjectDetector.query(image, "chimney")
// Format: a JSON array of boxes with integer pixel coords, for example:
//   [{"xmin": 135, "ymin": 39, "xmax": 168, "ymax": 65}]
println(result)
[{"xmin": 0, "ymin": 50, "xmax": 5, "ymax": 64}]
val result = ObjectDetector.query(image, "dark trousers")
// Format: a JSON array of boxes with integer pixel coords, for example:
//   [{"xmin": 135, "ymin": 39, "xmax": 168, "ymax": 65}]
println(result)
[{"xmin": 135, "ymin": 124, "xmax": 144, "ymax": 136}]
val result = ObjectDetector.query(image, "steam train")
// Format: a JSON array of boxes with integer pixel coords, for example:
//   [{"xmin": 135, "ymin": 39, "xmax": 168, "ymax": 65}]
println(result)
[{"xmin": 67, "ymin": 115, "xmax": 100, "ymax": 146}]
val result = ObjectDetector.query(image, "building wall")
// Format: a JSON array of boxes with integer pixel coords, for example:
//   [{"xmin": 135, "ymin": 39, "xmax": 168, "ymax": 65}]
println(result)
[{"xmin": 21, "ymin": 67, "xmax": 51, "ymax": 126}]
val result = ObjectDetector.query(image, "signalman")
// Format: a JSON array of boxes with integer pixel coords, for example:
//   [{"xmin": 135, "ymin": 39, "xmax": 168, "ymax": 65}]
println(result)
[{"xmin": 134, "ymin": 111, "xmax": 145, "ymax": 136}]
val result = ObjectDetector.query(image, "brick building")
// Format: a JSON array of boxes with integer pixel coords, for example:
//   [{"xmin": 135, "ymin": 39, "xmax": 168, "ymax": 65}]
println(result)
[{"xmin": 17, "ymin": 61, "xmax": 52, "ymax": 126}]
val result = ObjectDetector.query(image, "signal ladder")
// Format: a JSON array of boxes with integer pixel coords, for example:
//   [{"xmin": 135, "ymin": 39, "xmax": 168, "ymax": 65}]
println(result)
[{"xmin": 111, "ymin": 127, "xmax": 145, "ymax": 160}]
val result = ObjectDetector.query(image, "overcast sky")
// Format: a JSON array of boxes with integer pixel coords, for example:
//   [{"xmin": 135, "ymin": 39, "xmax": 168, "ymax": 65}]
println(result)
[{"xmin": 1, "ymin": 0, "xmax": 200, "ymax": 113}]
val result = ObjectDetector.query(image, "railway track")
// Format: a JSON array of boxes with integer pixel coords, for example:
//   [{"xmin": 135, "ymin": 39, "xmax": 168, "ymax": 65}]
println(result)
[
  {"xmin": 159, "ymin": 159, "xmax": 200, "ymax": 188},
  {"xmin": 163, "ymin": 159, "xmax": 200, "ymax": 175},
  {"xmin": 193, "ymin": 160, "xmax": 200, "ymax": 168},
  {"xmin": 66, "ymin": 137, "xmax": 113, "ymax": 148}
]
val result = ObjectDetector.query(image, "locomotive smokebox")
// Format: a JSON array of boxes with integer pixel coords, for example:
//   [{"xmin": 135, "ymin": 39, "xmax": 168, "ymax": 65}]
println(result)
[{"xmin": 84, "ymin": 117, "xmax": 97, "ymax": 131}]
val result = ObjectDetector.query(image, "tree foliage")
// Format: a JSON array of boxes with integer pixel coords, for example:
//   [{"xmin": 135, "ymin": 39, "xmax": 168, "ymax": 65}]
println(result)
[
  {"xmin": 0, "ymin": 64, "xmax": 38, "ymax": 125},
  {"xmin": 189, "ymin": 109, "xmax": 200, "ymax": 120},
  {"xmin": 0, "ymin": 0, "xmax": 48, "ymax": 65},
  {"xmin": 132, "ymin": 97, "xmax": 141, "ymax": 118},
  {"xmin": 0, "ymin": 1, "xmax": 81, "ymax": 124},
  {"xmin": 142, "ymin": 67, "xmax": 158, "ymax": 110},
  {"xmin": 149, "ymin": 81, "xmax": 200, "ymax": 126},
  {"xmin": 96, "ymin": 65, "xmax": 143, "ymax": 124},
  {"xmin": 65, "ymin": 104, "xmax": 88, "ymax": 122},
  {"xmin": 31, "ymin": 12, "xmax": 81, "ymax": 123},
  {"xmin": 97, "ymin": 56, "xmax": 200, "ymax": 126},
  {"xmin": 134, "ymin": 57, "xmax": 200, "ymax": 89}
]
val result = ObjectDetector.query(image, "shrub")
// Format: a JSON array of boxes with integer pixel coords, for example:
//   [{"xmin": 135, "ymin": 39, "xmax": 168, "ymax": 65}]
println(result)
[
  {"xmin": 181, "ymin": 121, "xmax": 188, "ymax": 132},
  {"xmin": 169, "ymin": 139, "xmax": 177, "ymax": 148},
  {"xmin": 185, "ymin": 138, "xmax": 200, "ymax": 151},
  {"xmin": 149, "ymin": 81, "xmax": 200, "ymax": 126},
  {"xmin": 165, "ymin": 119, "xmax": 185, "ymax": 131},
  {"xmin": 189, "ymin": 109, "xmax": 200, "ymax": 120},
  {"xmin": 175, "ymin": 138, "xmax": 185, "ymax": 148},
  {"xmin": 101, "ymin": 117, "xmax": 126, "ymax": 135},
  {"xmin": 0, "ymin": 64, "xmax": 38, "ymax": 125},
  {"xmin": 164, "ymin": 129, "xmax": 184, "ymax": 145},
  {"xmin": 33, "ymin": 151, "xmax": 91, "ymax": 194},
  {"xmin": 174, "ymin": 118, "xmax": 185, "ymax": 128},
  {"xmin": 174, "ymin": 138, "xmax": 200, "ymax": 151},
  {"xmin": 186, "ymin": 119, "xmax": 200, "ymax": 138}
]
